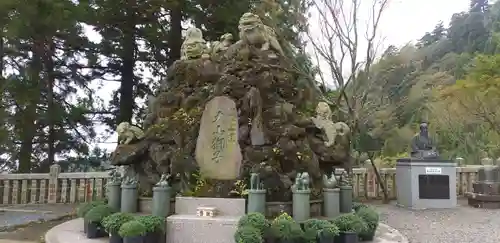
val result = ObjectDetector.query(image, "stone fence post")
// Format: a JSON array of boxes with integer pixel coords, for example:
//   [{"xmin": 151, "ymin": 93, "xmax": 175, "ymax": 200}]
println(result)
[{"xmin": 48, "ymin": 164, "xmax": 61, "ymax": 203}]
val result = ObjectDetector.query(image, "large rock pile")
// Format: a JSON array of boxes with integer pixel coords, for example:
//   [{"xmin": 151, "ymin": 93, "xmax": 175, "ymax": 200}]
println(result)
[{"xmin": 110, "ymin": 13, "xmax": 351, "ymax": 201}]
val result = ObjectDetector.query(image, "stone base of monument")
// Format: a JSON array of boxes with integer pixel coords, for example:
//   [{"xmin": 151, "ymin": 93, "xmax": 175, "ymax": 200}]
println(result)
[
  {"xmin": 466, "ymin": 181, "xmax": 500, "ymax": 209},
  {"xmin": 472, "ymin": 181, "xmax": 500, "ymax": 195},
  {"xmin": 165, "ymin": 196, "xmax": 245, "ymax": 243},
  {"xmin": 396, "ymin": 158, "xmax": 457, "ymax": 209},
  {"xmin": 466, "ymin": 192, "xmax": 500, "ymax": 209}
]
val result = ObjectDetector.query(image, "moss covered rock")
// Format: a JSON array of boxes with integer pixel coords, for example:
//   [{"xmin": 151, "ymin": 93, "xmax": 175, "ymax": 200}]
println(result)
[{"xmin": 111, "ymin": 42, "xmax": 351, "ymax": 201}]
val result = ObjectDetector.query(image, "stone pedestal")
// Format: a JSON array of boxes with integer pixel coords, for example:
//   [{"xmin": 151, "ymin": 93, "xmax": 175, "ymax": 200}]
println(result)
[
  {"xmin": 323, "ymin": 188, "xmax": 340, "ymax": 218},
  {"xmin": 247, "ymin": 189, "xmax": 266, "ymax": 214},
  {"xmin": 396, "ymin": 158, "xmax": 457, "ymax": 209},
  {"xmin": 466, "ymin": 165, "xmax": 500, "ymax": 208},
  {"xmin": 121, "ymin": 184, "xmax": 138, "ymax": 213},
  {"xmin": 107, "ymin": 182, "xmax": 121, "ymax": 212},
  {"xmin": 152, "ymin": 186, "xmax": 171, "ymax": 217},
  {"xmin": 292, "ymin": 189, "xmax": 310, "ymax": 222},
  {"xmin": 166, "ymin": 197, "xmax": 245, "ymax": 243},
  {"xmin": 339, "ymin": 186, "xmax": 353, "ymax": 213}
]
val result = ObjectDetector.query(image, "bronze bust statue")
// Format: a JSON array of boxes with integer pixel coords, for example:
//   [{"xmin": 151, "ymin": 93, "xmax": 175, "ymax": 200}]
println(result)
[{"xmin": 410, "ymin": 122, "xmax": 439, "ymax": 159}]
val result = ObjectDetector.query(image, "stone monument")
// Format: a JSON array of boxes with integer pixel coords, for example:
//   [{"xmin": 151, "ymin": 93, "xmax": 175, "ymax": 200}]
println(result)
[
  {"xmin": 195, "ymin": 96, "xmax": 242, "ymax": 180},
  {"xmin": 108, "ymin": 12, "xmax": 352, "ymax": 201},
  {"xmin": 465, "ymin": 159, "xmax": 500, "ymax": 209},
  {"xmin": 396, "ymin": 122, "xmax": 457, "ymax": 209}
]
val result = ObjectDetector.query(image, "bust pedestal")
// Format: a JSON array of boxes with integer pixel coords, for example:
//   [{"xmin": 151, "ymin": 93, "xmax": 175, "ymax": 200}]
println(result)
[{"xmin": 396, "ymin": 158, "xmax": 457, "ymax": 209}]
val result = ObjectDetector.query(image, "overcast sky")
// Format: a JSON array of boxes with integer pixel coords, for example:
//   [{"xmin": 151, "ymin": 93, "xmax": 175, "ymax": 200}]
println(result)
[
  {"xmin": 380, "ymin": 0, "xmax": 469, "ymax": 46},
  {"xmin": 93, "ymin": 0, "xmax": 471, "ymax": 151}
]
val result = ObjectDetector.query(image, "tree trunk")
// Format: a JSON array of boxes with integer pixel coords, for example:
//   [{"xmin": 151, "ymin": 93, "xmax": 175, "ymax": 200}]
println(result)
[
  {"xmin": 118, "ymin": 2, "xmax": 137, "ymax": 124},
  {"xmin": 166, "ymin": 5, "xmax": 182, "ymax": 67},
  {"xmin": 43, "ymin": 39, "xmax": 56, "ymax": 165},
  {"xmin": 18, "ymin": 40, "xmax": 44, "ymax": 173}
]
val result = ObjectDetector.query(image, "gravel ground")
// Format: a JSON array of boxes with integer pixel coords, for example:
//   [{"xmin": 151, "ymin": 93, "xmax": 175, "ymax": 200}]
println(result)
[{"xmin": 371, "ymin": 200, "xmax": 500, "ymax": 243}]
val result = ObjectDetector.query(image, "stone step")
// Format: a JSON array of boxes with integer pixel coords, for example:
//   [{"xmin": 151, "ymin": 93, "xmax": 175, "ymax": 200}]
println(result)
[
  {"xmin": 166, "ymin": 214, "xmax": 240, "ymax": 243},
  {"xmin": 174, "ymin": 197, "xmax": 245, "ymax": 217}
]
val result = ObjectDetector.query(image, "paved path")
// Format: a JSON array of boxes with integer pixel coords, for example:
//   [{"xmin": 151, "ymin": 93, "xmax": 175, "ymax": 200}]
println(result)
[
  {"xmin": 0, "ymin": 240, "xmax": 35, "ymax": 243},
  {"xmin": 0, "ymin": 204, "xmax": 77, "ymax": 242},
  {"xmin": 372, "ymin": 200, "xmax": 500, "ymax": 243},
  {"xmin": 0, "ymin": 204, "xmax": 75, "ymax": 231}
]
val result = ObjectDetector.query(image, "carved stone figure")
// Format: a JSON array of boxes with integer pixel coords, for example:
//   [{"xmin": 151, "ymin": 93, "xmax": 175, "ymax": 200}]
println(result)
[
  {"xmin": 293, "ymin": 172, "xmax": 310, "ymax": 191},
  {"xmin": 210, "ymin": 33, "xmax": 234, "ymax": 55},
  {"xmin": 311, "ymin": 102, "xmax": 350, "ymax": 147},
  {"xmin": 117, "ymin": 122, "xmax": 144, "ymax": 145},
  {"xmin": 410, "ymin": 122, "xmax": 439, "ymax": 159},
  {"xmin": 108, "ymin": 168, "xmax": 122, "ymax": 183},
  {"xmin": 122, "ymin": 174, "xmax": 138, "ymax": 185},
  {"xmin": 238, "ymin": 12, "xmax": 284, "ymax": 56},
  {"xmin": 250, "ymin": 172, "xmax": 264, "ymax": 190},
  {"xmin": 180, "ymin": 27, "xmax": 209, "ymax": 60},
  {"xmin": 156, "ymin": 173, "xmax": 171, "ymax": 187},
  {"xmin": 322, "ymin": 172, "xmax": 338, "ymax": 189}
]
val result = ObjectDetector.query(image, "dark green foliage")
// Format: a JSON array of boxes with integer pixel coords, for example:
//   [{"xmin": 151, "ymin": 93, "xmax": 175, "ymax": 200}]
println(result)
[
  {"xmin": 84, "ymin": 204, "xmax": 116, "ymax": 223},
  {"xmin": 77, "ymin": 201, "xmax": 106, "ymax": 218},
  {"xmin": 352, "ymin": 202, "xmax": 369, "ymax": 212},
  {"xmin": 269, "ymin": 219, "xmax": 305, "ymax": 241},
  {"xmin": 135, "ymin": 215, "xmax": 165, "ymax": 233},
  {"xmin": 356, "ymin": 207, "xmax": 380, "ymax": 241},
  {"xmin": 331, "ymin": 213, "xmax": 368, "ymax": 236},
  {"xmin": 233, "ymin": 226, "xmax": 263, "ymax": 243},
  {"xmin": 237, "ymin": 212, "xmax": 270, "ymax": 234},
  {"xmin": 102, "ymin": 212, "xmax": 135, "ymax": 233},
  {"xmin": 118, "ymin": 220, "xmax": 147, "ymax": 237},
  {"xmin": 303, "ymin": 219, "xmax": 339, "ymax": 242}
]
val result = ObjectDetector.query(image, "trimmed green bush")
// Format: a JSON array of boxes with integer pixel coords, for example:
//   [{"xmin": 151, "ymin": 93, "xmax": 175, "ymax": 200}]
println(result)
[
  {"xmin": 237, "ymin": 212, "xmax": 270, "ymax": 233},
  {"xmin": 331, "ymin": 212, "xmax": 368, "ymax": 237},
  {"xmin": 352, "ymin": 202, "xmax": 369, "ymax": 212},
  {"xmin": 269, "ymin": 218, "xmax": 304, "ymax": 241},
  {"xmin": 272, "ymin": 212, "xmax": 293, "ymax": 224},
  {"xmin": 84, "ymin": 204, "xmax": 116, "ymax": 223},
  {"xmin": 320, "ymin": 222, "xmax": 340, "ymax": 238},
  {"xmin": 356, "ymin": 206, "xmax": 380, "ymax": 241},
  {"xmin": 303, "ymin": 219, "xmax": 339, "ymax": 242},
  {"xmin": 102, "ymin": 212, "xmax": 134, "ymax": 234},
  {"xmin": 234, "ymin": 226, "xmax": 263, "ymax": 243},
  {"xmin": 77, "ymin": 201, "xmax": 106, "ymax": 218},
  {"xmin": 135, "ymin": 215, "xmax": 165, "ymax": 233},
  {"xmin": 118, "ymin": 220, "xmax": 147, "ymax": 237}
]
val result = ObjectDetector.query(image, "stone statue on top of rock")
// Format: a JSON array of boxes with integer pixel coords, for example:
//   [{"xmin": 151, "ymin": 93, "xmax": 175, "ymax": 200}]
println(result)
[
  {"xmin": 180, "ymin": 27, "xmax": 210, "ymax": 60},
  {"xmin": 116, "ymin": 122, "xmax": 144, "ymax": 145},
  {"xmin": 209, "ymin": 33, "xmax": 234, "ymax": 56},
  {"xmin": 311, "ymin": 102, "xmax": 350, "ymax": 147},
  {"xmin": 237, "ymin": 12, "xmax": 284, "ymax": 58},
  {"xmin": 410, "ymin": 122, "xmax": 439, "ymax": 159}
]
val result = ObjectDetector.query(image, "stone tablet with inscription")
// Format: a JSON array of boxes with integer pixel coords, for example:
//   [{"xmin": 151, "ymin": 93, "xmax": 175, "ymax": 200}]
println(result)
[{"xmin": 195, "ymin": 96, "xmax": 242, "ymax": 180}]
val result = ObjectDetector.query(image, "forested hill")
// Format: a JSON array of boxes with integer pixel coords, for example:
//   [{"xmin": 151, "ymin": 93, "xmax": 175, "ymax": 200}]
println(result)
[{"xmin": 357, "ymin": 0, "xmax": 500, "ymax": 164}]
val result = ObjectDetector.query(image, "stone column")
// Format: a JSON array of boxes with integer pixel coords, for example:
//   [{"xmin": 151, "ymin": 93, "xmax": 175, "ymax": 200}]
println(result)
[
  {"xmin": 107, "ymin": 181, "xmax": 121, "ymax": 211},
  {"xmin": 121, "ymin": 183, "xmax": 138, "ymax": 213},
  {"xmin": 339, "ymin": 185, "xmax": 353, "ymax": 213},
  {"xmin": 323, "ymin": 188, "xmax": 340, "ymax": 218},
  {"xmin": 247, "ymin": 189, "xmax": 266, "ymax": 214},
  {"xmin": 293, "ymin": 188, "xmax": 310, "ymax": 222},
  {"xmin": 152, "ymin": 185, "xmax": 171, "ymax": 217},
  {"xmin": 48, "ymin": 164, "xmax": 61, "ymax": 203}
]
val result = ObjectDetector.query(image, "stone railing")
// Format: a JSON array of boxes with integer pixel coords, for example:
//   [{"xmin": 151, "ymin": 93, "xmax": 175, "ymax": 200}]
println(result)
[
  {"xmin": 0, "ymin": 164, "xmax": 109, "ymax": 205},
  {"xmin": 0, "ymin": 165, "xmax": 483, "ymax": 205}
]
